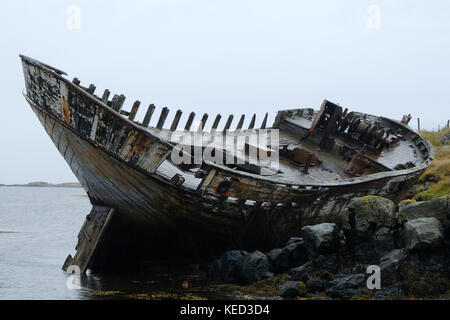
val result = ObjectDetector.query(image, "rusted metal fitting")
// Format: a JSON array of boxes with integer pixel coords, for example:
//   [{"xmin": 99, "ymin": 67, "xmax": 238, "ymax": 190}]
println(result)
[
  {"xmin": 171, "ymin": 174, "xmax": 185, "ymax": 187},
  {"xmin": 216, "ymin": 178, "xmax": 232, "ymax": 194},
  {"xmin": 345, "ymin": 145, "xmax": 367, "ymax": 177}
]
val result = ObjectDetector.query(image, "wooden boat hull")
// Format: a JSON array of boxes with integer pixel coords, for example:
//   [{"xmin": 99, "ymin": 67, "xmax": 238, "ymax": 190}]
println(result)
[{"xmin": 20, "ymin": 55, "xmax": 433, "ymax": 268}]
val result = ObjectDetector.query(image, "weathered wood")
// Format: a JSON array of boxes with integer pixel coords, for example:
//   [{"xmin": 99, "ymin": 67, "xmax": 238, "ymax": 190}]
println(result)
[
  {"xmin": 185, "ymin": 112, "xmax": 196, "ymax": 131},
  {"xmin": 62, "ymin": 206, "xmax": 115, "ymax": 274},
  {"xmin": 261, "ymin": 113, "xmax": 268, "ymax": 129},
  {"xmin": 211, "ymin": 114, "xmax": 222, "ymax": 133},
  {"xmin": 101, "ymin": 89, "xmax": 110, "ymax": 103},
  {"xmin": 112, "ymin": 94, "xmax": 126, "ymax": 112},
  {"xmin": 87, "ymin": 84, "xmax": 96, "ymax": 94},
  {"xmin": 170, "ymin": 110, "xmax": 183, "ymax": 131},
  {"xmin": 156, "ymin": 107, "xmax": 169, "ymax": 129},
  {"xmin": 248, "ymin": 114, "xmax": 256, "ymax": 129},
  {"xmin": 197, "ymin": 113, "xmax": 209, "ymax": 132},
  {"xmin": 223, "ymin": 115, "xmax": 234, "ymax": 133},
  {"xmin": 117, "ymin": 95, "xmax": 126, "ymax": 113},
  {"xmin": 142, "ymin": 104, "xmax": 156, "ymax": 127},
  {"xmin": 111, "ymin": 94, "xmax": 120, "ymax": 110},
  {"xmin": 129, "ymin": 100, "xmax": 141, "ymax": 121},
  {"xmin": 236, "ymin": 114, "xmax": 245, "ymax": 130}
]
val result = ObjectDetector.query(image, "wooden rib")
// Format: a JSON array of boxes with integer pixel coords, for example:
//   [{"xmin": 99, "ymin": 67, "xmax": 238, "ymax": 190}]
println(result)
[
  {"xmin": 87, "ymin": 84, "xmax": 96, "ymax": 94},
  {"xmin": 248, "ymin": 114, "xmax": 256, "ymax": 129},
  {"xmin": 111, "ymin": 94, "xmax": 120, "ymax": 111},
  {"xmin": 142, "ymin": 104, "xmax": 155, "ymax": 127},
  {"xmin": 197, "ymin": 113, "xmax": 209, "ymax": 132},
  {"xmin": 236, "ymin": 115, "xmax": 245, "ymax": 130},
  {"xmin": 170, "ymin": 110, "xmax": 183, "ymax": 131},
  {"xmin": 211, "ymin": 114, "xmax": 222, "ymax": 133},
  {"xmin": 113, "ymin": 94, "xmax": 126, "ymax": 112},
  {"xmin": 223, "ymin": 115, "xmax": 234, "ymax": 133},
  {"xmin": 184, "ymin": 112, "xmax": 196, "ymax": 131},
  {"xmin": 156, "ymin": 107, "xmax": 169, "ymax": 129},
  {"xmin": 261, "ymin": 113, "xmax": 268, "ymax": 129},
  {"xmin": 101, "ymin": 89, "xmax": 110, "ymax": 103},
  {"xmin": 128, "ymin": 100, "xmax": 141, "ymax": 121}
]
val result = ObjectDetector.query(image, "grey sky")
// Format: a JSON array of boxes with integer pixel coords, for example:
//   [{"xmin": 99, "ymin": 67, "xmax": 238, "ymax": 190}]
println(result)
[{"xmin": 0, "ymin": 0, "xmax": 449, "ymax": 184}]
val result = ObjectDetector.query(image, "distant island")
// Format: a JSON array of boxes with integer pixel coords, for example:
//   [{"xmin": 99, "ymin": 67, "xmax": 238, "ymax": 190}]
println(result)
[{"xmin": 0, "ymin": 181, "xmax": 82, "ymax": 188}]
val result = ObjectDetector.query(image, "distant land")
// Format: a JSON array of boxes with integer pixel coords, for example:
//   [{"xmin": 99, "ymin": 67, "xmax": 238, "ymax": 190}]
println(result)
[{"xmin": 0, "ymin": 181, "xmax": 81, "ymax": 188}]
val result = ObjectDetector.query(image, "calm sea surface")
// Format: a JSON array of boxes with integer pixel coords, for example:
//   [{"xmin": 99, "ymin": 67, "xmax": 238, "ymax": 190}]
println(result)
[{"xmin": 0, "ymin": 187, "xmax": 229, "ymax": 300}]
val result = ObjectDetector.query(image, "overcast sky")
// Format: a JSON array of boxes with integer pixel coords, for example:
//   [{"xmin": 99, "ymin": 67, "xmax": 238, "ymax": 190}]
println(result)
[{"xmin": 0, "ymin": 0, "xmax": 449, "ymax": 184}]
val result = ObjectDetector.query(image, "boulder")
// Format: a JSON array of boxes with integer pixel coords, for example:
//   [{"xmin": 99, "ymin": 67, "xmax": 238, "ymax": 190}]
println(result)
[
  {"xmin": 301, "ymin": 223, "xmax": 338, "ymax": 256},
  {"xmin": 403, "ymin": 217, "xmax": 443, "ymax": 251},
  {"xmin": 286, "ymin": 237, "xmax": 303, "ymax": 246},
  {"xmin": 276, "ymin": 281, "xmax": 307, "ymax": 298},
  {"xmin": 326, "ymin": 273, "xmax": 366, "ymax": 299},
  {"xmin": 379, "ymin": 249, "xmax": 408, "ymax": 286},
  {"xmin": 288, "ymin": 261, "xmax": 315, "ymax": 281},
  {"xmin": 267, "ymin": 239, "xmax": 308, "ymax": 272},
  {"xmin": 208, "ymin": 250, "xmax": 273, "ymax": 283},
  {"xmin": 208, "ymin": 250, "xmax": 248, "ymax": 282},
  {"xmin": 342, "ymin": 196, "xmax": 396, "ymax": 235},
  {"xmin": 306, "ymin": 278, "xmax": 326, "ymax": 292},
  {"xmin": 399, "ymin": 196, "xmax": 450, "ymax": 228},
  {"xmin": 288, "ymin": 254, "xmax": 340, "ymax": 282},
  {"xmin": 236, "ymin": 250, "xmax": 273, "ymax": 283}
]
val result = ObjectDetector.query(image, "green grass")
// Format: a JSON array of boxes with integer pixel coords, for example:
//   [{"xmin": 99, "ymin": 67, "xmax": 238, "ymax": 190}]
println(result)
[{"xmin": 413, "ymin": 128, "xmax": 450, "ymax": 200}]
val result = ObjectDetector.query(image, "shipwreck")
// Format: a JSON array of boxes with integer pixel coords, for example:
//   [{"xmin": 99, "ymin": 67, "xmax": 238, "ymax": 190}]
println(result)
[{"xmin": 20, "ymin": 55, "xmax": 434, "ymax": 272}]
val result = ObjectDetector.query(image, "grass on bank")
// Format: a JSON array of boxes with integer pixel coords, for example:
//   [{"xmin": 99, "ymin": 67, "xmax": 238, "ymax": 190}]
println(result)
[{"xmin": 414, "ymin": 127, "xmax": 450, "ymax": 200}]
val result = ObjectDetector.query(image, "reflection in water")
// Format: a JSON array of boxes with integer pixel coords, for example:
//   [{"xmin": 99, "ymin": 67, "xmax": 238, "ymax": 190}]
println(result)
[{"xmin": 0, "ymin": 187, "xmax": 231, "ymax": 300}]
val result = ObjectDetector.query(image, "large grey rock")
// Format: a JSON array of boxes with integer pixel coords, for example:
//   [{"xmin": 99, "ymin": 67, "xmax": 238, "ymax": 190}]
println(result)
[
  {"xmin": 236, "ymin": 250, "xmax": 273, "ymax": 283},
  {"xmin": 306, "ymin": 278, "xmax": 326, "ymax": 292},
  {"xmin": 342, "ymin": 196, "xmax": 396, "ymax": 234},
  {"xmin": 267, "ymin": 239, "xmax": 308, "ymax": 272},
  {"xmin": 276, "ymin": 281, "xmax": 307, "ymax": 298},
  {"xmin": 288, "ymin": 254, "xmax": 339, "ymax": 281},
  {"xmin": 326, "ymin": 274, "xmax": 366, "ymax": 299},
  {"xmin": 403, "ymin": 217, "xmax": 443, "ymax": 251},
  {"xmin": 209, "ymin": 250, "xmax": 273, "ymax": 283},
  {"xmin": 399, "ymin": 196, "xmax": 450, "ymax": 227},
  {"xmin": 288, "ymin": 261, "xmax": 315, "ymax": 281},
  {"xmin": 301, "ymin": 223, "xmax": 338, "ymax": 256},
  {"xmin": 208, "ymin": 250, "xmax": 248, "ymax": 281},
  {"xmin": 379, "ymin": 249, "xmax": 408, "ymax": 286}
]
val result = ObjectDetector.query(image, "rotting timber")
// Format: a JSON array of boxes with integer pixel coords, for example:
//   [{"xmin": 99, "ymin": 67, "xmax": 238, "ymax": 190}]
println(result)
[{"xmin": 20, "ymin": 55, "xmax": 434, "ymax": 273}]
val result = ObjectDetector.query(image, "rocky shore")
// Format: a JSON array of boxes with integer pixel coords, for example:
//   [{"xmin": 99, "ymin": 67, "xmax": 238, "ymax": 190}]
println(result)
[{"xmin": 207, "ymin": 195, "xmax": 450, "ymax": 300}]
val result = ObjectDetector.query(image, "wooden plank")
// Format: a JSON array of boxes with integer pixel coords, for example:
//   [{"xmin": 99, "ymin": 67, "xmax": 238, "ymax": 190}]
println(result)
[
  {"xmin": 62, "ymin": 206, "xmax": 115, "ymax": 274},
  {"xmin": 156, "ymin": 107, "xmax": 169, "ymax": 129},
  {"xmin": 170, "ymin": 110, "xmax": 183, "ymax": 131},
  {"xmin": 128, "ymin": 100, "xmax": 141, "ymax": 121},
  {"xmin": 261, "ymin": 113, "xmax": 268, "ymax": 129},
  {"xmin": 223, "ymin": 114, "xmax": 234, "ymax": 133},
  {"xmin": 142, "ymin": 104, "xmax": 156, "ymax": 127},
  {"xmin": 211, "ymin": 114, "xmax": 222, "ymax": 134},
  {"xmin": 197, "ymin": 113, "xmax": 209, "ymax": 132},
  {"xmin": 236, "ymin": 114, "xmax": 245, "ymax": 130},
  {"xmin": 248, "ymin": 114, "xmax": 256, "ymax": 129},
  {"xmin": 87, "ymin": 84, "xmax": 96, "ymax": 94},
  {"xmin": 101, "ymin": 89, "xmax": 110, "ymax": 103},
  {"xmin": 185, "ymin": 112, "xmax": 196, "ymax": 131}
]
